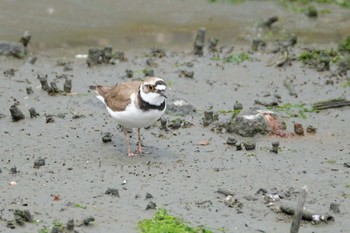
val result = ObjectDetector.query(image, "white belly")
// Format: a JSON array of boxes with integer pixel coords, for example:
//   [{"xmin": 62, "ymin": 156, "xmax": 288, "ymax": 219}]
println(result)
[{"xmin": 106, "ymin": 102, "xmax": 165, "ymax": 129}]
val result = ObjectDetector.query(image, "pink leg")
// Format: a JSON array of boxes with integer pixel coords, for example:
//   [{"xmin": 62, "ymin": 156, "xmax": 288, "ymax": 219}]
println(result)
[
  {"xmin": 136, "ymin": 128, "xmax": 143, "ymax": 155},
  {"xmin": 123, "ymin": 128, "xmax": 135, "ymax": 157}
]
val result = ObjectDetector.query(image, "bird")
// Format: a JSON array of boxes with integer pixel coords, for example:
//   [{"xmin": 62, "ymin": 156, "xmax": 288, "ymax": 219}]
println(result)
[{"xmin": 91, "ymin": 77, "xmax": 167, "ymax": 157}]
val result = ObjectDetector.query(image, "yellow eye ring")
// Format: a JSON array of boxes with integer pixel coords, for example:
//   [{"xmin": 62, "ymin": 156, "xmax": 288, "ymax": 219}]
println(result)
[{"xmin": 148, "ymin": 85, "xmax": 155, "ymax": 91}]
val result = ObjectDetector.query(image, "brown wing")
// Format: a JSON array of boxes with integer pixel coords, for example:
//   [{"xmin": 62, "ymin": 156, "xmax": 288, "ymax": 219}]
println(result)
[{"xmin": 101, "ymin": 81, "xmax": 141, "ymax": 112}]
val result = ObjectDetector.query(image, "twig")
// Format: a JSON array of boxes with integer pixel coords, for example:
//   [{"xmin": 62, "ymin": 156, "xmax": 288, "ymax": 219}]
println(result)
[
  {"xmin": 290, "ymin": 185, "xmax": 308, "ymax": 233},
  {"xmin": 313, "ymin": 98, "xmax": 350, "ymax": 110}
]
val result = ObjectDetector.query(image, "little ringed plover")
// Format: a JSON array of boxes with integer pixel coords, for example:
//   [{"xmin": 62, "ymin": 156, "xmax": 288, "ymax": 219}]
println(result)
[{"xmin": 91, "ymin": 77, "xmax": 167, "ymax": 157}]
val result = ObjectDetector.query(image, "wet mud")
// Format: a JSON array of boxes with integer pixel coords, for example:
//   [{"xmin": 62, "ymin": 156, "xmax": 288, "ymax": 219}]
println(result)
[{"xmin": 1, "ymin": 1, "xmax": 350, "ymax": 233}]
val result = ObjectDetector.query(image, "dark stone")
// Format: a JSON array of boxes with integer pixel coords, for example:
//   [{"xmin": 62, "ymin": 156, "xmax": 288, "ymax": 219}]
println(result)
[
  {"xmin": 244, "ymin": 141, "xmax": 256, "ymax": 151},
  {"xmin": 83, "ymin": 217, "xmax": 95, "ymax": 225},
  {"xmin": 145, "ymin": 192, "xmax": 153, "ymax": 199},
  {"xmin": 33, "ymin": 158, "xmax": 45, "ymax": 169},
  {"xmin": 179, "ymin": 70, "xmax": 194, "ymax": 78},
  {"xmin": 10, "ymin": 105, "xmax": 25, "ymax": 121},
  {"xmin": 226, "ymin": 137, "xmax": 237, "ymax": 145},
  {"xmin": 105, "ymin": 188, "xmax": 119, "ymax": 197},
  {"xmin": 46, "ymin": 115, "xmax": 55, "ymax": 123},
  {"xmin": 145, "ymin": 201, "xmax": 157, "ymax": 210},
  {"xmin": 29, "ymin": 108, "xmax": 39, "ymax": 118},
  {"xmin": 63, "ymin": 79, "xmax": 72, "ymax": 93}
]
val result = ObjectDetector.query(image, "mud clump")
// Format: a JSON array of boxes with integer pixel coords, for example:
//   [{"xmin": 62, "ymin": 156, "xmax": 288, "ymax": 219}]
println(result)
[
  {"xmin": 193, "ymin": 27, "xmax": 206, "ymax": 56},
  {"xmin": 166, "ymin": 100, "xmax": 196, "ymax": 116},
  {"xmin": 63, "ymin": 79, "xmax": 72, "ymax": 93},
  {"xmin": 102, "ymin": 132, "xmax": 112, "ymax": 143},
  {"xmin": 202, "ymin": 110, "xmax": 219, "ymax": 127},
  {"xmin": 87, "ymin": 46, "xmax": 127, "ymax": 66},
  {"xmin": 38, "ymin": 75, "xmax": 50, "ymax": 91},
  {"xmin": 33, "ymin": 158, "xmax": 45, "ymax": 169},
  {"xmin": 7, "ymin": 209, "xmax": 33, "ymax": 228},
  {"xmin": 0, "ymin": 31, "xmax": 31, "ymax": 59},
  {"xmin": 145, "ymin": 201, "xmax": 157, "ymax": 210},
  {"xmin": 294, "ymin": 122, "xmax": 304, "ymax": 136},
  {"xmin": 105, "ymin": 188, "xmax": 119, "ymax": 197},
  {"xmin": 270, "ymin": 141, "xmax": 280, "ymax": 154},
  {"xmin": 10, "ymin": 105, "xmax": 25, "ymax": 122}
]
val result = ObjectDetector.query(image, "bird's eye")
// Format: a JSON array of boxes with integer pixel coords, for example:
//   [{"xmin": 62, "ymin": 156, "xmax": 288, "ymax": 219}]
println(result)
[{"xmin": 148, "ymin": 85, "xmax": 155, "ymax": 91}]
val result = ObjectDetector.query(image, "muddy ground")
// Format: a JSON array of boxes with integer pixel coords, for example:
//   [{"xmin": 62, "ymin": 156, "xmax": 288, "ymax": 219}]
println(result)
[{"xmin": 1, "ymin": 1, "xmax": 350, "ymax": 233}]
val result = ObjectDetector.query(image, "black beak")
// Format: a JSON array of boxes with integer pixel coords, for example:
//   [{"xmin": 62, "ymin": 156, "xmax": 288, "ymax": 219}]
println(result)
[{"xmin": 157, "ymin": 90, "xmax": 167, "ymax": 98}]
